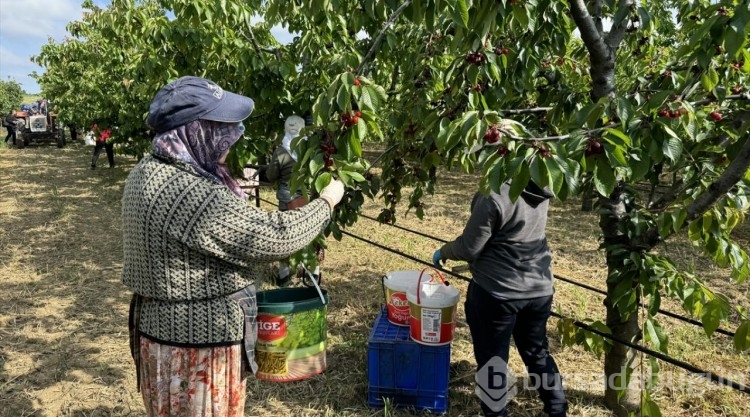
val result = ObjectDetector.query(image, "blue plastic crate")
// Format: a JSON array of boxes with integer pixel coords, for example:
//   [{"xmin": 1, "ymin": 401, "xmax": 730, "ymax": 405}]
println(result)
[{"xmin": 367, "ymin": 308, "xmax": 450, "ymax": 414}]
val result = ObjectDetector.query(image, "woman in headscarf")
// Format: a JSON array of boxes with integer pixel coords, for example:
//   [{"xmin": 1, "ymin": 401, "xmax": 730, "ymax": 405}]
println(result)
[{"xmin": 122, "ymin": 76, "xmax": 344, "ymax": 416}]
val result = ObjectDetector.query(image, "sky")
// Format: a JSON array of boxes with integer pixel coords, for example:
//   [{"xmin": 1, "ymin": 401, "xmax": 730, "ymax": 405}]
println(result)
[
  {"xmin": 0, "ymin": 0, "xmax": 293, "ymax": 94},
  {"xmin": 0, "ymin": 0, "xmax": 109, "ymax": 93}
]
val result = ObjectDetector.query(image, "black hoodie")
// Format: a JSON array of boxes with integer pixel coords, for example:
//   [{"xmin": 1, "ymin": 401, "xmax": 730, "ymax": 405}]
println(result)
[{"xmin": 440, "ymin": 181, "xmax": 555, "ymax": 300}]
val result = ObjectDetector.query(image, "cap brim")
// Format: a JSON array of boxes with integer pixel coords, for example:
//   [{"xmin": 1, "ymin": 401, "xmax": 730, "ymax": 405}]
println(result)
[{"xmin": 201, "ymin": 91, "xmax": 254, "ymax": 123}]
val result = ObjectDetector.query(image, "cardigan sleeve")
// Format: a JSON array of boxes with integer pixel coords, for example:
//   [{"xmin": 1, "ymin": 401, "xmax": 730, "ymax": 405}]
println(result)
[{"xmin": 180, "ymin": 188, "xmax": 331, "ymax": 266}]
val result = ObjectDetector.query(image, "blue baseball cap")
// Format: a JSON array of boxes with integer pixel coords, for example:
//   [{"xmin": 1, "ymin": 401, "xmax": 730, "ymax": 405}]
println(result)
[{"xmin": 147, "ymin": 76, "xmax": 254, "ymax": 133}]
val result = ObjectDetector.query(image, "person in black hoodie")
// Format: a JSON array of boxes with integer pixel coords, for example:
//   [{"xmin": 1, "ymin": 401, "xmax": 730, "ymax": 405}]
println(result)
[
  {"xmin": 4, "ymin": 110, "xmax": 18, "ymax": 145},
  {"xmin": 433, "ymin": 181, "xmax": 567, "ymax": 417}
]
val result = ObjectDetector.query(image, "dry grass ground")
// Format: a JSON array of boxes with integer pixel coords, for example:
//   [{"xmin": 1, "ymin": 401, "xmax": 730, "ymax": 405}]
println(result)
[{"xmin": 0, "ymin": 140, "xmax": 747, "ymax": 417}]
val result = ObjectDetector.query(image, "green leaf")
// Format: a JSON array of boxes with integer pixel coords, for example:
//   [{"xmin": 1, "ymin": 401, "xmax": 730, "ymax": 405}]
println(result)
[
  {"xmin": 733, "ymin": 321, "xmax": 750, "ymax": 352},
  {"xmin": 315, "ymin": 172, "xmax": 332, "ymax": 193},
  {"xmin": 336, "ymin": 84, "xmax": 349, "ymax": 112},
  {"xmin": 701, "ymin": 299, "xmax": 729, "ymax": 337},
  {"xmin": 603, "ymin": 128, "xmax": 632, "ymax": 147},
  {"xmin": 641, "ymin": 392, "xmax": 663, "ymax": 417},
  {"xmin": 359, "ymin": 86, "xmax": 374, "ymax": 111},
  {"xmin": 529, "ymin": 156, "xmax": 549, "ymax": 189},
  {"xmin": 662, "ymin": 137, "xmax": 683, "ymax": 163},
  {"xmin": 701, "ymin": 67, "xmax": 719, "ymax": 91},
  {"xmin": 348, "ymin": 171, "xmax": 366, "ymax": 182},
  {"xmin": 542, "ymin": 157, "xmax": 564, "ymax": 196},
  {"xmin": 593, "ymin": 157, "xmax": 616, "ymax": 197},
  {"xmin": 453, "ymin": 0, "xmax": 469, "ymax": 28},
  {"xmin": 645, "ymin": 318, "xmax": 669, "ymax": 354},
  {"xmin": 349, "ymin": 128, "xmax": 363, "ymax": 157},
  {"xmin": 309, "ymin": 154, "xmax": 324, "ymax": 175}
]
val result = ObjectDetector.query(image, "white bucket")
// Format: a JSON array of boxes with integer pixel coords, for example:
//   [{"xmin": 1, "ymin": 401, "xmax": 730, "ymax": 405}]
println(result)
[
  {"xmin": 383, "ymin": 270, "xmax": 421, "ymax": 326},
  {"xmin": 406, "ymin": 268, "xmax": 460, "ymax": 345}
]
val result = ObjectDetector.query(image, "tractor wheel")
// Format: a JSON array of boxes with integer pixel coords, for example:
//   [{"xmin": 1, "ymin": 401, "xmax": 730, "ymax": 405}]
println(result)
[
  {"xmin": 17, "ymin": 132, "xmax": 27, "ymax": 149},
  {"xmin": 57, "ymin": 128, "xmax": 65, "ymax": 148}
]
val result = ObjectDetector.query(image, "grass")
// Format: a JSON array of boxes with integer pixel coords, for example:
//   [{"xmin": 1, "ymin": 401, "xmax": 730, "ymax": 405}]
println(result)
[{"xmin": 0, "ymin": 141, "xmax": 747, "ymax": 417}]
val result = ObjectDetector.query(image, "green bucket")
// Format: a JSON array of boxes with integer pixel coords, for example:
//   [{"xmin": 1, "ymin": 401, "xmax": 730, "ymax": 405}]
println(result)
[{"xmin": 255, "ymin": 286, "xmax": 329, "ymax": 382}]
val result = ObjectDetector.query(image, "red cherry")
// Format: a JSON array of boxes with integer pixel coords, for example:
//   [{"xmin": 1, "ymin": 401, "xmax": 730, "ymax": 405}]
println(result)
[
  {"xmin": 354, "ymin": 78, "xmax": 361, "ymax": 86},
  {"xmin": 710, "ymin": 111, "xmax": 723, "ymax": 121},
  {"xmin": 355, "ymin": 111, "xmax": 362, "ymax": 118},
  {"xmin": 351, "ymin": 116, "xmax": 359, "ymax": 125},
  {"xmin": 484, "ymin": 128, "xmax": 500, "ymax": 143},
  {"xmin": 325, "ymin": 159, "xmax": 334, "ymax": 168}
]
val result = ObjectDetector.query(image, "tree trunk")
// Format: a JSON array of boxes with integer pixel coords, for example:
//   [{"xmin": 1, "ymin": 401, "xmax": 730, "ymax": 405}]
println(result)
[
  {"xmin": 599, "ymin": 186, "xmax": 641, "ymax": 416},
  {"xmin": 603, "ymin": 285, "xmax": 641, "ymax": 416},
  {"xmin": 581, "ymin": 182, "xmax": 595, "ymax": 212}
]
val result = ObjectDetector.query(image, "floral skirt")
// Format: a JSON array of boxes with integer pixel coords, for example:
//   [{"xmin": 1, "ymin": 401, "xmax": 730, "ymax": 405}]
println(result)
[{"xmin": 139, "ymin": 337, "xmax": 247, "ymax": 417}]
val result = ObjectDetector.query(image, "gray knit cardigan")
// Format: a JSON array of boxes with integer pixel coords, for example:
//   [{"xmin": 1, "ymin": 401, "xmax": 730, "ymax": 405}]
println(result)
[{"xmin": 122, "ymin": 156, "xmax": 331, "ymax": 345}]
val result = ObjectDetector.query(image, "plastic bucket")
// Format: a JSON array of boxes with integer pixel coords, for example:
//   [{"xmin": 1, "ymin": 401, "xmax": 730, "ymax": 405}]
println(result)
[
  {"xmin": 407, "ymin": 268, "xmax": 460, "ymax": 345},
  {"xmin": 255, "ymin": 286, "xmax": 328, "ymax": 382},
  {"xmin": 383, "ymin": 270, "xmax": 421, "ymax": 326}
]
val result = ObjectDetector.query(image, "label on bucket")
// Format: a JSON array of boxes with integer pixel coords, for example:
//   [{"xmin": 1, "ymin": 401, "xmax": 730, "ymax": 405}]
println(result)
[
  {"xmin": 256, "ymin": 307, "xmax": 327, "ymax": 382},
  {"xmin": 421, "ymin": 308, "xmax": 442, "ymax": 343},
  {"xmin": 387, "ymin": 290, "xmax": 410, "ymax": 325},
  {"xmin": 258, "ymin": 314, "xmax": 287, "ymax": 342}
]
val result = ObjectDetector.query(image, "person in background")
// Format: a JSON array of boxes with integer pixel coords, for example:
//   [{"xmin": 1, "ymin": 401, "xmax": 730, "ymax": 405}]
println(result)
[
  {"xmin": 122, "ymin": 76, "xmax": 345, "ymax": 417},
  {"xmin": 90, "ymin": 124, "xmax": 115, "ymax": 169},
  {"xmin": 4, "ymin": 110, "xmax": 18, "ymax": 145},
  {"xmin": 432, "ymin": 181, "xmax": 568, "ymax": 417},
  {"xmin": 264, "ymin": 114, "xmax": 317, "ymax": 286}
]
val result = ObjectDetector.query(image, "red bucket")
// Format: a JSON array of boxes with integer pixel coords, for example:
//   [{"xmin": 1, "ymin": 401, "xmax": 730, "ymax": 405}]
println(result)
[
  {"xmin": 407, "ymin": 268, "xmax": 460, "ymax": 345},
  {"xmin": 382, "ymin": 270, "xmax": 421, "ymax": 326}
]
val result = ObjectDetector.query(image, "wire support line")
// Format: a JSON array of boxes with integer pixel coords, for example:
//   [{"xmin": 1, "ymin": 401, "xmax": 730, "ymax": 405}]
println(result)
[
  {"xmin": 341, "ymin": 229, "xmax": 750, "ymax": 395},
  {"xmin": 548, "ymin": 310, "xmax": 750, "ymax": 395},
  {"xmin": 356, "ymin": 211, "xmax": 736, "ymax": 338},
  {"xmin": 256, "ymin": 195, "xmax": 735, "ymax": 337}
]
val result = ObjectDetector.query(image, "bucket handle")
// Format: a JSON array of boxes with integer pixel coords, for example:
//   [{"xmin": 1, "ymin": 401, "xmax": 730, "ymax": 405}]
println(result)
[
  {"xmin": 416, "ymin": 267, "xmax": 448, "ymax": 305},
  {"xmin": 381, "ymin": 275, "xmax": 388, "ymax": 308},
  {"xmin": 301, "ymin": 265, "xmax": 327, "ymax": 305}
]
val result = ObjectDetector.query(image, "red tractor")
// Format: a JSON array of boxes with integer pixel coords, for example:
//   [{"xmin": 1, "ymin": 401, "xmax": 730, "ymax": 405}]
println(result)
[{"xmin": 15, "ymin": 99, "xmax": 66, "ymax": 149}]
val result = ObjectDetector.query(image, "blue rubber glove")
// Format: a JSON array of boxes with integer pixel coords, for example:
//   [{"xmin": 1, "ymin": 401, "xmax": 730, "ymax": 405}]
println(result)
[{"xmin": 432, "ymin": 249, "xmax": 444, "ymax": 268}]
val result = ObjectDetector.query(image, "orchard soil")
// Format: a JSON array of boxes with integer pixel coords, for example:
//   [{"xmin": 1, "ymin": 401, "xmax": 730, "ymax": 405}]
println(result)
[{"xmin": 0, "ymin": 141, "xmax": 747, "ymax": 417}]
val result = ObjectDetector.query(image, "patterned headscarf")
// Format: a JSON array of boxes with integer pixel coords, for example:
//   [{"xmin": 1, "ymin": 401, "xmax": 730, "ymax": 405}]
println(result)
[{"xmin": 152, "ymin": 119, "xmax": 247, "ymax": 199}]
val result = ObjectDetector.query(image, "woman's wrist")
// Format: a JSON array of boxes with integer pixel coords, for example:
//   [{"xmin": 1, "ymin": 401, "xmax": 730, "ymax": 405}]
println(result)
[{"xmin": 320, "ymin": 196, "xmax": 335, "ymax": 212}]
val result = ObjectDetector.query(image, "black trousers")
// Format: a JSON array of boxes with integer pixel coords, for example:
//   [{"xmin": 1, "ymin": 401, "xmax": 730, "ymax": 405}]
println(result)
[
  {"xmin": 4, "ymin": 127, "xmax": 16, "ymax": 144},
  {"xmin": 465, "ymin": 282, "xmax": 567, "ymax": 417},
  {"xmin": 91, "ymin": 141, "xmax": 115, "ymax": 167}
]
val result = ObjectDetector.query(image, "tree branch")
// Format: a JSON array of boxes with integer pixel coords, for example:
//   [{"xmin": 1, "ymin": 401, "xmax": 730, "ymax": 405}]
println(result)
[
  {"xmin": 691, "ymin": 92, "xmax": 750, "ymax": 107},
  {"xmin": 241, "ymin": 20, "xmax": 280, "ymax": 62},
  {"xmin": 639, "ymin": 137, "xmax": 750, "ymax": 248},
  {"xmin": 606, "ymin": 0, "xmax": 636, "ymax": 50},
  {"xmin": 570, "ymin": 0, "xmax": 608, "ymax": 59},
  {"xmin": 570, "ymin": 0, "xmax": 617, "ymax": 100},
  {"xmin": 499, "ymin": 107, "xmax": 553, "ymax": 115},
  {"xmin": 501, "ymin": 123, "xmax": 620, "ymax": 142},
  {"xmin": 356, "ymin": 0, "xmax": 412, "ymax": 75}
]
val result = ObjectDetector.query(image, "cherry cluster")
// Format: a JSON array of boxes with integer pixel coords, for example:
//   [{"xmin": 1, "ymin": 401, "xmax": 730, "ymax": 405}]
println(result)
[
  {"xmin": 533, "ymin": 142, "xmax": 553, "ymax": 159},
  {"xmin": 340, "ymin": 111, "xmax": 361, "ymax": 128},
  {"xmin": 320, "ymin": 140, "xmax": 336, "ymax": 168},
  {"xmin": 466, "ymin": 51, "xmax": 487, "ymax": 65},
  {"xmin": 495, "ymin": 47, "xmax": 510, "ymax": 55},
  {"xmin": 584, "ymin": 138, "xmax": 605, "ymax": 157},
  {"xmin": 657, "ymin": 108, "xmax": 687, "ymax": 118},
  {"xmin": 483, "ymin": 125, "xmax": 501, "ymax": 143}
]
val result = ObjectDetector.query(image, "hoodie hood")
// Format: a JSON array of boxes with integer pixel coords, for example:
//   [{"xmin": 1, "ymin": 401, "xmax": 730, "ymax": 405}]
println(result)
[{"xmin": 521, "ymin": 181, "xmax": 553, "ymax": 207}]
